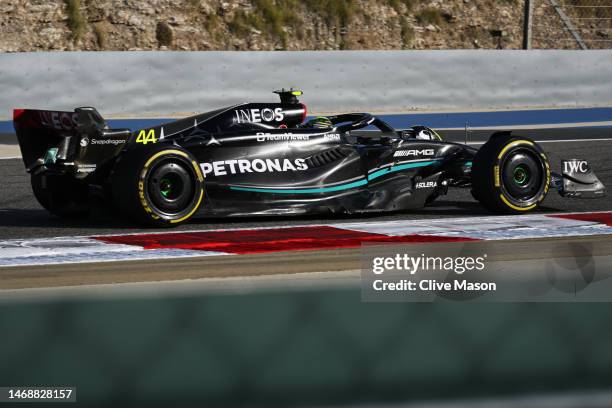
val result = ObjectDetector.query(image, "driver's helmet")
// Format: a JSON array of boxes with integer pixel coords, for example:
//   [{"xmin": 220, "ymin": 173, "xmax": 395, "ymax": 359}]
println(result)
[
  {"xmin": 416, "ymin": 129, "xmax": 434, "ymax": 140},
  {"xmin": 410, "ymin": 126, "xmax": 440, "ymax": 141},
  {"xmin": 305, "ymin": 116, "xmax": 332, "ymax": 129}
]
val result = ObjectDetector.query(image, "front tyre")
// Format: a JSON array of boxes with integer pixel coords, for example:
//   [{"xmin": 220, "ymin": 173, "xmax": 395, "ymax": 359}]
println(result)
[
  {"xmin": 471, "ymin": 134, "xmax": 550, "ymax": 214},
  {"xmin": 111, "ymin": 145, "xmax": 204, "ymax": 227}
]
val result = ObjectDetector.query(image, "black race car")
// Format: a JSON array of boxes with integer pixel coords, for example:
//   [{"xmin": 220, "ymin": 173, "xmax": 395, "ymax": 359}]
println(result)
[{"xmin": 13, "ymin": 89, "xmax": 605, "ymax": 226}]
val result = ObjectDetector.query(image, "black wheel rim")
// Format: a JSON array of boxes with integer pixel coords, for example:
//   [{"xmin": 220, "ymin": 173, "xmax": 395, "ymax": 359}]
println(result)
[
  {"xmin": 146, "ymin": 159, "xmax": 196, "ymax": 216},
  {"xmin": 501, "ymin": 148, "xmax": 545, "ymax": 203},
  {"xmin": 159, "ymin": 173, "xmax": 183, "ymax": 200},
  {"xmin": 513, "ymin": 165, "xmax": 530, "ymax": 186}
]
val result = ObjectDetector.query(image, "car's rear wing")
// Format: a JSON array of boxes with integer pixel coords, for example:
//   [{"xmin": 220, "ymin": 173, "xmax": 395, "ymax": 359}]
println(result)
[
  {"xmin": 13, "ymin": 108, "xmax": 81, "ymax": 169},
  {"xmin": 13, "ymin": 107, "xmax": 130, "ymax": 171}
]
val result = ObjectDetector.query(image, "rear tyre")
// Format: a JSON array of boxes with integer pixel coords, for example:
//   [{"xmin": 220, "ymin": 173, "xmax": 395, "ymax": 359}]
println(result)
[
  {"xmin": 31, "ymin": 173, "xmax": 89, "ymax": 218},
  {"xmin": 111, "ymin": 145, "xmax": 204, "ymax": 227},
  {"xmin": 471, "ymin": 134, "xmax": 550, "ymax": 214}
]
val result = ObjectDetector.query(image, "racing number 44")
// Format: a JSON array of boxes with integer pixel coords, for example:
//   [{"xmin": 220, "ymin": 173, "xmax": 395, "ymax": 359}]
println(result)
[{"xmin": 136, "ymin": 129, "xmax": 158, "ymax": 145}]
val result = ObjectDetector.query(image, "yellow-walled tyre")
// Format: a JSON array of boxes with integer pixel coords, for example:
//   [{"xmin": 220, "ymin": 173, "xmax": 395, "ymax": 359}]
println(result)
[
  {"xmin": 471, "ymin": 134, "xmax": 550, "ymax": 214},
  {"xmin": 111, "ymin": 145, "xmax": 204, "ymax": 227}
]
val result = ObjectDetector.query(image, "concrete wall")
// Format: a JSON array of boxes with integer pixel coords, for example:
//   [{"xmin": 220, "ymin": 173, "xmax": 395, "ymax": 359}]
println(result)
[
  {"xmin": 1, "ymin": 50, "xmax": 611, "ymax": 119},
  {"xmin": 2, "ymin": 289, "xmax": 612, "ymax": 406}
]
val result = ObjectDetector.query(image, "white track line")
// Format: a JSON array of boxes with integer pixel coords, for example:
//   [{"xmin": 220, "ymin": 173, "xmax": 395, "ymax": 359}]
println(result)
[
  {"xmin": 468, "ymin": 138, "xmax": 612, "ymax": 145},
  {"xmin": 533, "ymin": 138, "xmax": 612, "ymax": 143},
  {"xmin": 1, "ymin": 212, "xmax": 611, "ymax": 268},
  {"xmin": 437, "ymin": 121, "xmax": 612, "ymax": 130},
  {"xmin": 464, "ymin": 138, "xmax": 612, "ymax": 145}
]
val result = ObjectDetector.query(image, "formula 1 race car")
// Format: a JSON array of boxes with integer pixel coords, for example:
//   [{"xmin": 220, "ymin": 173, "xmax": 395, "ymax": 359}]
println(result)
[{"xmin": 13, "ymin": 89, "xmax": 606, "ymax": 226}]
